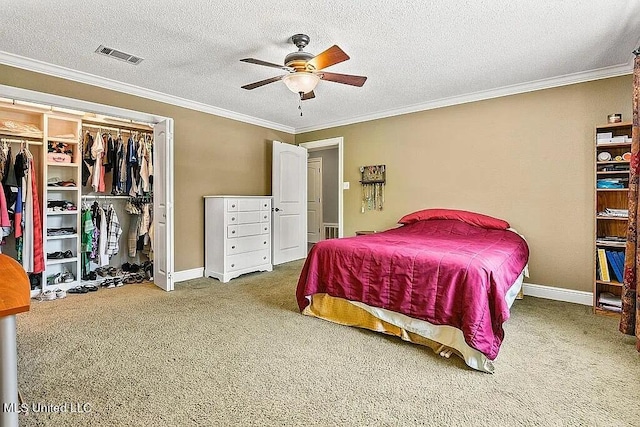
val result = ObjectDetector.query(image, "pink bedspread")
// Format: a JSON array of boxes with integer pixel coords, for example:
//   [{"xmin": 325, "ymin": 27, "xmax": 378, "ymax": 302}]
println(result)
[{"xmin": 296, "ymin": 219, "xmax": 529, "ymax": 360}]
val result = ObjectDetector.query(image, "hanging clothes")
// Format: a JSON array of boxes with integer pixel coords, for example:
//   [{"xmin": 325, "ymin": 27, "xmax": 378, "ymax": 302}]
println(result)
[
  {"xmin": 98, "ymin": 205, "xmax": 108, "ymax": 266},
  {"xmin": 111, "ymin": 135, "xmax": 123, "ymax": 195},
  {"xmin": 140, "ymin": 137, "xmax": 151, "ymax": 193},
  {"xmin": 0, "ymin": 182, "xmax": 10, "ymax": 243},
  {"xmin": 91, "ymin": 131, "xmax": 104, "ymax": 192},
  {"xmin": 105, "ymin": 205, "xmax": 122, "ymax": 256},
  {"xmin": 119, "ymin": 139, "xmax": 128, "ymax": 194},
  {"xmin": 90, "ymin": 202, "xmax": 101, "ymax": 261},
  {"xmin": 82, "ymin": 131, "xmax": 95, "ymax": 186},
  {"xmin": 22, "ymin": 151, "xmax": 33, "ymax": 272},
  {"xmin": 29, "ymin": 158, "xmax": 44, "ymax": 274},
  {"xmin": 81, "ymin": 206, "xmax": 94, "ymax": 278}
]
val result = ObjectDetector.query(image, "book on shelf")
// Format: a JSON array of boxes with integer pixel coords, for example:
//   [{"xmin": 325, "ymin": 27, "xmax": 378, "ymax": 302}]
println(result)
[
  {"xmin": 598, "ymin": 164, "xmax": 630, "ymax": 171},
  {"xmin": 597, "ymin": 236, "xmax": 626, "ymax": 243},
  {"xmin": 597, "ymin": 249, "xmax": 610, "ymax": 282},
  {"xmin": 614, "ymin": 250, "xmax": 626, "ymax": 280},
  {"xmin": 606, "ymin": 251, "xmax": 623, "ymax": 283}
]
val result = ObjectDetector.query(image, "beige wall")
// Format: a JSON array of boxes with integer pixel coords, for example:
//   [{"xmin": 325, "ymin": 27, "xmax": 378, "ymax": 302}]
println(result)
[
  {"xmin": 296, "ymin": 76, "xmax": 633, "ymax": 292},
  {"xmin": 0, "ymin": 64, "xmax": 294, "ymax": 272}
]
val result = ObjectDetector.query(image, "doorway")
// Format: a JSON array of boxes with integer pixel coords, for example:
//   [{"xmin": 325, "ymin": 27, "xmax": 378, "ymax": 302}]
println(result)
[
  {"xmin": 299, "ymin": 137, "xmax": 344, "ymax": 243},
  {"xmin": 307, "ymin": 157, "xmax": 322, "ymax": 243}
]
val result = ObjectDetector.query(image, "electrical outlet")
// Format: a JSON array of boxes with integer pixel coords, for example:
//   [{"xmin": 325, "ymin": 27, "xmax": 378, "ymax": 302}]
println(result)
[{"xmin": 343, "ymin": 182, "xmax": 350, "ymax": 190}]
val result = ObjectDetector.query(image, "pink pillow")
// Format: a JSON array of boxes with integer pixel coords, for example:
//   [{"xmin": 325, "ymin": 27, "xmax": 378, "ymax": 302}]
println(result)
[{"xmin": 398, "ymin": 208, "xmax": 510, "ymax": 230}]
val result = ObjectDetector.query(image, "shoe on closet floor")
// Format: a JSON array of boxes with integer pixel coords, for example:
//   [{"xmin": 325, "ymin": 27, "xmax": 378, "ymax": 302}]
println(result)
[
  {"xmin": 35, "ymin": 290, "xmax": 57, "ymax": 301},
  {"xmin": 55, "ymin": 288, "xmax": 67, "ymax": 299},
  {"xmin": 68, "ymin": 287, "xmax": 88, "ymax": 294}
]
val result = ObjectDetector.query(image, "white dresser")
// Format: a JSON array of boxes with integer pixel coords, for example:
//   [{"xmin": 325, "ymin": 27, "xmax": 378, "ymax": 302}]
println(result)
[{"xmin": 204, "ymin": 196, "xmax": 272, "ymax": 283}]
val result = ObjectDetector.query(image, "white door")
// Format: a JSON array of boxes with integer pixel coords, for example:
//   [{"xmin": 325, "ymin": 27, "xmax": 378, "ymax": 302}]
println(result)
[
  {"xmin": 272, "ymin": 141, "xmax": 307, "ymax": 265},
  {"xmin": 153, "ymin": 119, "xmax": 175, "ymax": 291},
  {"xmin": 307, "ymin": 157, "xmax": 322, "ymax": 243}
]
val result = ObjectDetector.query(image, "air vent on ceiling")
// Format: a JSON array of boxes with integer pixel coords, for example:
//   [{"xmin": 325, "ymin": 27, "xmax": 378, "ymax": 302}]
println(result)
[{"xmin": 95, "ymin": 45, "xmax": 144, "ymax": 65}]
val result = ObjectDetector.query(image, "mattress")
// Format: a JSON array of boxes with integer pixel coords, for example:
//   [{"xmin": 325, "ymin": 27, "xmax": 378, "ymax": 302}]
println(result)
[{"xmin": 302, "ymin": 269, "xmax": 526, "ymax": 373}]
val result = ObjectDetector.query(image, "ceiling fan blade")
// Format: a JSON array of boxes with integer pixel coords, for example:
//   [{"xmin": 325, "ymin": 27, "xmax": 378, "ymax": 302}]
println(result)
[
  {"xmin": 318, "ymin": 71, "xmax": 367, "ymax": 87},
  {"xmin": 240, "ymin": 58, "xmax": 293, "ymax": 72},
  {"xmin": 301, "ymin": 91, "xmax": 315, "ymax": 101},
  {"xmin": 306, "ymin": 45, "xmax": 350, "ymax": 71},
  {"xmin": 241, "ymin": 75, "xmax": 285, "ymax": 90}
]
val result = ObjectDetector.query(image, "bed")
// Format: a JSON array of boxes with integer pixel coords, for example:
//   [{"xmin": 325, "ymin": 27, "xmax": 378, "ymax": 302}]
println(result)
[{"xmin": 296, "ymin": 209, "xmax": 529, "ymax": 373}]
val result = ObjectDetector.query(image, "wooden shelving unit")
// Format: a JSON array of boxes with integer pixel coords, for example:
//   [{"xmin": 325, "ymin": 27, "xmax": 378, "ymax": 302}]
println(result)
[{"xmin": 594, "ymin": 121, "xmax": 632, "ymax": 316}]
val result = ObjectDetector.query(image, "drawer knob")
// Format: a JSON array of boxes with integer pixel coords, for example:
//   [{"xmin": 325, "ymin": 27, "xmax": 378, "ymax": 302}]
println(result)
[
  {"xmin": 231, "ymin": 264, "xmax": 235, "ymax": 267},
  {"xmin": 263, "ymin": 215, "xmax": 267, "ymax": 219},
  {"xmin": 263, "ymin": 256, "xmax": 267, "ymax": 260},
  {"xmin": 264, "ymin": 227, "xmax": 267, "ymax": 231},
  {"xmin": 231, "ymin": 217, "xmax": 236, "ymax": 221},
  {"xmin": 231, "ymin": 246, "xmax": 236, "ymax": 249},
  {"xmin": 231, "ymin": 204, "xmax": 236, "ymax": 208},
  {"xmin": 263, "ymin": 241, "xmax": 267, "ymax": 245},
  {"xmin": 232, "ymin": 230, "xmax": 236, "ymax": 234}
]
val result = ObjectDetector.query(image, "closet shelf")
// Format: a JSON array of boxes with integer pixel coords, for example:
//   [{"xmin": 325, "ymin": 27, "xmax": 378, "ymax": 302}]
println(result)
[
  {"xmin": 596, "ymin": 143, "xmax": 631, "ymax": 149},
  {"xmin": 47, "ymin": 136, "xmax": 78, "ymax": 144},
  {"xmin": 46, "ymin": 234, "xmax": 78, "ymax": 240},
  {"xmin": 46, "ymin": 211, "xmax": 78, "ymax": 215},
  {"xmin": 47, "ymin": 162, "xmax": 79, "ymax": 168},
  {"xmin": 46, "ymin": 257, "xmax": 78, "ymax": 265},
  {"xmin": 46, "ymin": 186, "xmax": 79, "ymax": 191}
]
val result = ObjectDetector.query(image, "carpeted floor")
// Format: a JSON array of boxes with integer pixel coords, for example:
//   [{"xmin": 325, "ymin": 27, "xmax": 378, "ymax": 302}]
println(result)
[{"xmin": 14, "ymin": 260, "xmax": 640, "ymax": 426}]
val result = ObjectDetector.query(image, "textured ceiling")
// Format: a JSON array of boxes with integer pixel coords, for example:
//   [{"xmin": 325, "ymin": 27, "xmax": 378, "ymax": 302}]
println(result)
[{"xmin": 1, "ymin": 1, "xmax": 639, "ymax": 132}]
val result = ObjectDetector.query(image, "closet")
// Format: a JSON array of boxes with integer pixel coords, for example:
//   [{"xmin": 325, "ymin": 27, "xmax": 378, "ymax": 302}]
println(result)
[{"xmin": 0, "ymin": 101, "xmax": 155, "ymax": 298}]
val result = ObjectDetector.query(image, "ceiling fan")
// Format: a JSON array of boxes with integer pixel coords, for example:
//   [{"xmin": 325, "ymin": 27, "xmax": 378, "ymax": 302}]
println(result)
[{"xmin": 240, "ymin": 34, "xmax": 367, "ymax": 101}]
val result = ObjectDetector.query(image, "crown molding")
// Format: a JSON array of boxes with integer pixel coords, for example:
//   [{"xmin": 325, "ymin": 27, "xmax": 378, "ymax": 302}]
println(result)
[
  {"xmin": 295, "ymin": 61, "xmax": 634, "ymax": 134},
  {"xmin": 0, "ymin": 50, "xmax": 295, "ymax": 134}
]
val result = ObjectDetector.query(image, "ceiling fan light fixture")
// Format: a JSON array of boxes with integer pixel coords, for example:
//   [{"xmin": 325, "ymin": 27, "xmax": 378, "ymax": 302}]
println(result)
[{"xmin": 282, "ymin": 72, "xmax": 320, "ymax": 95}]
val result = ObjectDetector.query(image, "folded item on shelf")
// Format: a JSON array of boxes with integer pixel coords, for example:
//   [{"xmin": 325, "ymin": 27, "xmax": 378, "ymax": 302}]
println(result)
[
  {"xmin": 598, "ymin": 292, "xmax": 622, "ymax": 308},
  {"xmin": 47, "ymin": 152, "xmax": 72, "ymax": 163}
]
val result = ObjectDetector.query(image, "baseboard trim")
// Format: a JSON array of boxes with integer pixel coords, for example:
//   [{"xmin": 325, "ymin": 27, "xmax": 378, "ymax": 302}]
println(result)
[
  {"xmin": 174, "ymin": 267, "xmax": 204, "ymax": 283},
  {"xmin": 522, "ymin": 282, "xmax": 593, "ymax": 306}
]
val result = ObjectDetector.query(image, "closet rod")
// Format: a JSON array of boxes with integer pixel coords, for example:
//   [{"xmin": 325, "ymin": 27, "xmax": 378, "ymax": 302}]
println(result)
[
  {"xmin": 0, "ymin": 138, "xmax": 44, "ymax": 146},
  {"xmin": 82, "ymin": 120, "xmax": 153, "ymax": 134},
  {"xmin": 82, "ymin": 195, "xmax": 131, "ymax": 199},
  {"xmin": 0, "ymin": 134, "xmax": 43, "ymax": 142}
]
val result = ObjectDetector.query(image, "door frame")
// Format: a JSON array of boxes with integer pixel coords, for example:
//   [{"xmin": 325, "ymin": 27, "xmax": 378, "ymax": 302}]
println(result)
[
  {"xmin": 307, "ymin": 156, "xmax": 323, "ymax": 243},
  {"xmin": 299, "ymin": 137, "xmax": 344, "ymax": 238},
  {"xmin": 0, "ymin": 83, "xmax": 175, "ymax": 290}
]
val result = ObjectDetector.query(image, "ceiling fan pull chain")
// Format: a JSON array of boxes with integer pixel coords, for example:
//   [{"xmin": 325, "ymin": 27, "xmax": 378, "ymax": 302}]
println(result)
[{"xmin": 298, "ymin": 92, "xmax": 303, "ymax": 116}]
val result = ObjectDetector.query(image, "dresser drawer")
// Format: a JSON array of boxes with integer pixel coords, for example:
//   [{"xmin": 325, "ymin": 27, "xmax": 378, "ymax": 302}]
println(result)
[
  {"xmin": 226, "ymin": 249, "xmax": 271, "ymax": 272},
  {"xmin": 237, "ymin": 199, "xmax": 261, "ymax": 211},
  {"xmin": 227, "ymin": 211, "xmax": 261, "ymax": 225},
  {"xmin": 260, "ymin": 199, "xmax": 271, "ymax": 211},
  {"xmin": 227, "ymin": 223, "xmax": 263, "ymax": 238},
  {"xmin": 227, "ymin": 235, "xmax": 270, "ymax": 255}
]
